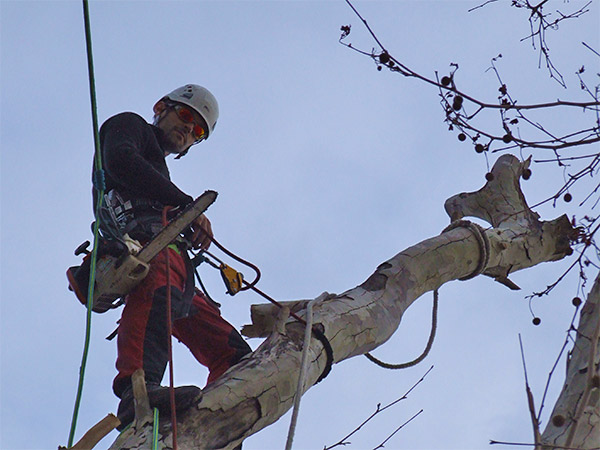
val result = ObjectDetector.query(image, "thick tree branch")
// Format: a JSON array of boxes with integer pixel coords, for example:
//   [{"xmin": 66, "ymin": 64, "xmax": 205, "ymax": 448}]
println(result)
[{"xmin": 110, "ymin": 155, "xmax": 574, "ymax": 450}]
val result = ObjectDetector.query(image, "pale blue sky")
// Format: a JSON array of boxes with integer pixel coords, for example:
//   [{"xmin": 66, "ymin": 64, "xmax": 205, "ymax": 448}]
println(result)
[{"xmin": 1, "ymin": 1, "xmax": 598, "ymax": 449}]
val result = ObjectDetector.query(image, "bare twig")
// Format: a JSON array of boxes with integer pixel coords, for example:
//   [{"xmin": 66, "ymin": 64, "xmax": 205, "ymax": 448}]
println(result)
[
  {"xmin": 371, "ymin": 409, "xmax": 423, "ymax": 450},
  {"xmin": 582, "ymin": 41, "xmax": 600, "ymax": 58},
  {"xmin": 323, "ymin": 366, "xmax": 433, "ymax": 450},
  {"xmin": 468, "ymin": 0, "xmax": 500, "ymax": 13},
  {"xmin": 476, "ymin": 0, "xmax": 593, "ymax": 86},
  {"xmin": 519, "ymin": 335, "xmax": 542, "ymax": 448},
  {"xmin": 489, "ymin": 440, "xmax": 593, "ymax": 449},
  {"xmin": 340, "ymin": 0, "xmax": 600, "ymax": 177}
]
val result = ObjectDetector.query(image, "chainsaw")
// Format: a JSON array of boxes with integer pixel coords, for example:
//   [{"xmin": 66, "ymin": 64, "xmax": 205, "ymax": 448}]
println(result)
[{"xmin": 67, "ymin": 190, "xmax": 218, "ymax": 313}]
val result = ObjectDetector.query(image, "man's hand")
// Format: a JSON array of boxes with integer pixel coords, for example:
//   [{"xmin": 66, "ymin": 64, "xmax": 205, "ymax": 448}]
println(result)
[{"xmin": 191, "ymin": 214, "xmax": 213, "ymax": 250}]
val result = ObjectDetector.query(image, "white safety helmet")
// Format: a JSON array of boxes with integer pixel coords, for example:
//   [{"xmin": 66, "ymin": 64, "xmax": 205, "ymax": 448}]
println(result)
[{"xmin": 162, "ymin": 84, "xmax": 219, "ymax": 139}]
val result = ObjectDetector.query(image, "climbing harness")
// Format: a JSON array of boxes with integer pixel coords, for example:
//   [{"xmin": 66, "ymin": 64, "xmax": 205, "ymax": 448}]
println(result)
[{"xmin": 363, "ymin": 219, "xmax": 489, "ymax": 370}]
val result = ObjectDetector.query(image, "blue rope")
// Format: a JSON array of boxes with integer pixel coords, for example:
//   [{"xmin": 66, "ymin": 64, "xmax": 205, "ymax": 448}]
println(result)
[{"xmin": 92, "ymin": 169, "xmax": 106, "ymax": 191}]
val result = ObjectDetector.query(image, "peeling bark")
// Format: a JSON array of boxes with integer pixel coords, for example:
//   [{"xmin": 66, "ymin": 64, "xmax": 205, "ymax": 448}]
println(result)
[
  {"xmin": 540, "ymin": 273, "xmax": 600, "ymax": 450},
  {"xmin": 110, "ymin": 155, "xmax": 578, "ymax": 450}
]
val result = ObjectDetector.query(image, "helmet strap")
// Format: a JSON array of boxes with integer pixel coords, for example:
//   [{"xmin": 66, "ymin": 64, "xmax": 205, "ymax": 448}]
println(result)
[{"xmin": 174, "ymin": 148, "xmax": 190, "ymax": 159}]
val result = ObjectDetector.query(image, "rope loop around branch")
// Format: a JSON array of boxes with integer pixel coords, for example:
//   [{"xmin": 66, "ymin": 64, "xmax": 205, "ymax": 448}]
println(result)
[
  {"xmin": 442, "ymin": 219, "xmax": 490, "ymax": 280},
  {"xmin": 364, "ymin": 289, "xmax": 439, "ymax": 370},
  {"xmin": 364, "ymin": 220, "xmax": 490, "ymax": 371},
  {"xmin": 312, "ymin": 328, "xmax": 334, "ymax": 383}
]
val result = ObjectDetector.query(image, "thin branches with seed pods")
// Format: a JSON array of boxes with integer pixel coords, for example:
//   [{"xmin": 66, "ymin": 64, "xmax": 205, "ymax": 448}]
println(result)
[
  {"xmin": 340, "ymin": 0, "xmax": 599, "ymax": 296},
  {"xmin": 470, "ymin": 1, "xmax": 593, "ymax": 88},
  {"xmin": 340, "ymin": 0, "xmax": 599, "ymax": 153}
]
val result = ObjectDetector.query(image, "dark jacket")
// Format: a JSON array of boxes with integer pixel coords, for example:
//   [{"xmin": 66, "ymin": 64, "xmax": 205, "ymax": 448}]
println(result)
[{"xmin": 94, "ymin": 112, "xmax": 193, "ymax": 208}]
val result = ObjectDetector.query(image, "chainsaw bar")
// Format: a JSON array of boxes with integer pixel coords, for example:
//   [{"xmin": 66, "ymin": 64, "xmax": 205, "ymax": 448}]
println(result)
[
  {"xmin": 136, "ymin": 190, "xmax": 218, "ymax": 264},
  {"xmin": 86, "ymin": 190, "xmax": 218, "ymax": 312}
]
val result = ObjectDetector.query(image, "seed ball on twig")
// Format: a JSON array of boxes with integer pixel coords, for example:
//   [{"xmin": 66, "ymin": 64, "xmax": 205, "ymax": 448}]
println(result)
[
  {"xmin": 379, "ymin": 52, "xmax": 390, "ymax": 64},
  {"xmin": 475, "ymin": 144, "xmax": 485, "ymax": 153},
  {"xmin": 532, "ymin": 317, "xmax": 541, "ymax": 326},
  {"xmin": 522, "ymin": 168, "xmax": 532, "ymax": 180},
  {"xmin": 485, "ymin": 172, "xmax": 494, "ymax": 182},
  {"xmin": 564, "ymin": 193, "xmax": 573, "ymax": 203},
  {"xmin": 452, "ymin": 95, "xmax": 463, "ymax": 111},
  {"xmin": 441, "ymin": 76, "xmax": 451, "ymax": 87},
  {"xmin": 572, "ymin": 297, "xmax": 582, "ymax": 307},
  {"xmin": 458, "ymin": 133, "xmax": 466, "ymax": 142}
]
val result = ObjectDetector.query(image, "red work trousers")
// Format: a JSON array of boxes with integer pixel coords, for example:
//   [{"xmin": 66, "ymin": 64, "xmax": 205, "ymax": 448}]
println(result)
[{"xmin": 112, "ymin": 246, "xmax": 251, "ymax": 397}]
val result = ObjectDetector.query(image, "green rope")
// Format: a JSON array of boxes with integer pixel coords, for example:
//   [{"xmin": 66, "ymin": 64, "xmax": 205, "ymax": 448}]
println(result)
[
  {"xmin": 67, "ymin": 0, "xmax": 104, "ymax": 446},
  {"xmin": 152, "ymin": 407, "xmax": 160, "ymax": 449}
]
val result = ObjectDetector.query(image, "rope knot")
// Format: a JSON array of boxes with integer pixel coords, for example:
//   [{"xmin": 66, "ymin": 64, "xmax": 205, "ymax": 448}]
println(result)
[{"xmin": 441, "ymin": 219, "xmax": 490, "ymax": 280}]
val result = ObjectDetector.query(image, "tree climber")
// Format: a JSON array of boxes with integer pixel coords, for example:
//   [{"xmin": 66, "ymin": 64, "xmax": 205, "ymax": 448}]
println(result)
[{"xmin": 94, "ymin": 84, "xmax": 252, "ymax": 429}]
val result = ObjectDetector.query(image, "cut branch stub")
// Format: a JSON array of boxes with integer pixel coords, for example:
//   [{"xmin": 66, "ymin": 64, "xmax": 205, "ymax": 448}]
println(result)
[
  {"xmin": 444, "ymin": 154, "xmax": 536, "ymax": 229},
  {"xmin": 443, "ymin": 155, "xmax": 573, "ymax": 285}
]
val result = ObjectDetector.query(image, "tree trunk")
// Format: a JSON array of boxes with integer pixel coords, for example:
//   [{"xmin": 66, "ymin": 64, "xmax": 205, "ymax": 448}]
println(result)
[
  {"xmin": 110, "ymin": 154, "xmax": 577, "ymax": 450},
  {"xmin": 540, "ymin": 272, "xmax": 600, "ymax": 449}
]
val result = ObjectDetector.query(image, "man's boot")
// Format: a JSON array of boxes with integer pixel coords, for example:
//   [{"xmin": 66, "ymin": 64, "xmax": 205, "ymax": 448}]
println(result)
[{"xmin": 116, "ymin": 383, "xmax": 202, "ymax": 431}]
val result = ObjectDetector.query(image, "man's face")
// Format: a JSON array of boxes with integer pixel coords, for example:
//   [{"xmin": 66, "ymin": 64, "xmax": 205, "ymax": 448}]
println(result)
[{"xmin": 154, "ymin": 102, "xmax": 206, "ymax": 155}]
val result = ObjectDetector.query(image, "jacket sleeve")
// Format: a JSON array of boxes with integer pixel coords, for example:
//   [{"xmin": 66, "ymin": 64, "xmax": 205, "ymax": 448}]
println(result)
[{"xmin": 101, "ymin": 113, "xmax": 193, "ymax": 206}]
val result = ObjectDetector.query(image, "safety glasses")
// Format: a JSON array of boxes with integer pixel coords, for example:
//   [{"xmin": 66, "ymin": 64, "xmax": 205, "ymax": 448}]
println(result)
[{"xmin": 173, "ymin": 104, "xmax": 206, "ymax": 142}]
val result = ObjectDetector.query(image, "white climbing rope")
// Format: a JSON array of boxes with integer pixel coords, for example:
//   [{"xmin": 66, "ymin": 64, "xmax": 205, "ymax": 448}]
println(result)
[
  {"xmin": 364, "ymin": 219, "xmax": 490, "ymax": 370},
  {"xmin": 285, "ymin": 300, "xmax": 314, "ymax": 450}
]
